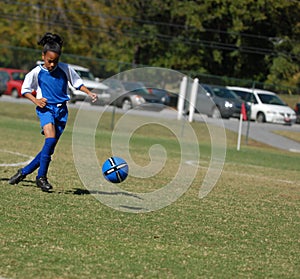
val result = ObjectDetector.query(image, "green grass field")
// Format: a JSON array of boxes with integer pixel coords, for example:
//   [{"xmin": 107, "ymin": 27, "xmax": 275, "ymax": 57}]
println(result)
[{"xmin": 0, "ymin": 101, "xmax": 299, "ymax": 279}]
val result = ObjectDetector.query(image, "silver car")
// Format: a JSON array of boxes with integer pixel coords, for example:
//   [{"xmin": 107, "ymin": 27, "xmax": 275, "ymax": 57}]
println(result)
[{"xmin": 103, "ymin": 79, "xmax": 164, "ymax": 110}]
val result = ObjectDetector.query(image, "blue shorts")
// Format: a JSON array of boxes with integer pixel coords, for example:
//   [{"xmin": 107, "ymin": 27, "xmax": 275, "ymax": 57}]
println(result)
[{"xmin": 36, "ymin": 103, "xmax": 68, "ymax": 138}]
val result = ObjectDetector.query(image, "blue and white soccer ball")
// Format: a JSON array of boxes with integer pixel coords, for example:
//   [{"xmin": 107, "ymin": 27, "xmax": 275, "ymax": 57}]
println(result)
[{"xmin": 102, "ymin": 156, "xmax": 129, "ymax": 183}]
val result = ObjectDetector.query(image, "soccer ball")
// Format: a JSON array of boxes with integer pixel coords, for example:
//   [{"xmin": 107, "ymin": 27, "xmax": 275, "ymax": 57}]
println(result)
[{"xmin": 102, "ymin": 156, "xmax": 129, "ymax": 183}]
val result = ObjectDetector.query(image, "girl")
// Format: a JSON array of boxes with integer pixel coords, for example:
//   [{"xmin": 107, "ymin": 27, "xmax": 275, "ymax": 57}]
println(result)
[{"xmin": 9, "ymin": 32, "xmax": 97, "ymax": 192}]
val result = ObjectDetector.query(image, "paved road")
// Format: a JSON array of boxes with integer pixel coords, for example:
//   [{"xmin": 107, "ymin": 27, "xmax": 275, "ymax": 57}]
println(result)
[
  {"xmin": 1, "ymin": 95, "xmax": 300, "ymax": 152},
  {"xmin": 211, "ymin": 117, "xmax": 300, "ymax": 153},
  {"xmin": 159, "ymin": 108, "xmax": 300, "ymax": 153}
]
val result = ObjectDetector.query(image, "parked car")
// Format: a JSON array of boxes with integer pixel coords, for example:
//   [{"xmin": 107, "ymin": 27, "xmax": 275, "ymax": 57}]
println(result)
[
  {"xmin": 102, "ymin": 79, "xmax": 164, "ymax": 110},
  {"xmin": 0, "ymin": 70, "xmax": 7, "ymax": 96},
  {"xmin": 0, "ymin": 68, "xmax": 27, "ymax": 98},
  {"xmin": 168, "ymin": 91, "xmax": 179, "ymax": 108},
  {"xmin": 187, "ymin": 84, "xmax": 246, "ymax": 119},
  {"xmin": 201, "ymin": 84, "xmax": 249, "ymax": 119},
  {"xmin": 294, "ymin": 103, "xmax": 300, "ymax": 124},
  {"xmin": 122, "ymin": 81, "xmax": 165, "ymax": 110},
  {"xmin": 101, "ymin": 78, "xmax": 145, "ymax": 109},
  {"xmin": 227, "ymin": 86, "xmax": 296, "ymax": 125}
]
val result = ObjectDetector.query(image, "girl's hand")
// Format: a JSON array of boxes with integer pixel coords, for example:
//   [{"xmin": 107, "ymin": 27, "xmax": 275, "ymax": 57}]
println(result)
[
  {"xmin": 36, "ymin": 98, "xmax": 48, "ymax": 108},
  {"xmin": 23, "ymin": 92, "xmax": 47, "ymax": 108},
  {"xmin": 79, "ymin": 85, "xmax": 98, "ymax": 103},
  {"xmin": 89, "ymin": 92, "xmax": 98, "ymax": 103}
]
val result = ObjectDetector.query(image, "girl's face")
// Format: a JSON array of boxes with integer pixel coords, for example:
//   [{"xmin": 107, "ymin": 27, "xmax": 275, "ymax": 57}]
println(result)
[{"xmin": 42, "ymin": 51, "xmax": 60, "ymax": 71}]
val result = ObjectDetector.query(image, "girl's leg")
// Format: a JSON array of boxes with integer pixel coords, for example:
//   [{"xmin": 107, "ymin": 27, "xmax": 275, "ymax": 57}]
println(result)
[
  {"xmin": 22, "ymin": 152, "xmax": 41, "ymax": 175},
  {"xmin": 37, "ymin": 137, "xmax": 57, "ymax": 178},
  {"xmin": 8, "ymin": 138, "xmax": 54, "ymax": 185},
  {"xmin": 36, "ymin": 105, "xmax": 67, "ymax": 192},
  {"xmin": 37, "ymin": 123, "xmax": 57, "ymax": 179},
  {"xmin": 35, "ymin": 123, "xmax": 57, "ymax": 192},
  {"xmin": 10, "ymin": 106, "xmax": 67, "ymax": 189},
  {"xmin": 21, "ymin": 138, "xmax": 58, "ymax": 176}
]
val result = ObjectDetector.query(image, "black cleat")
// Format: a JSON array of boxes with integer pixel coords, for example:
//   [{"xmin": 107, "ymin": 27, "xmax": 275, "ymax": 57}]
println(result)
[
  {"xmin": 36, "ymin": 176, "xmax": 53, "ymax": 192},
  {"xmin": 9, "ymin": 169, "xmax": 26, "ymax": 185}
]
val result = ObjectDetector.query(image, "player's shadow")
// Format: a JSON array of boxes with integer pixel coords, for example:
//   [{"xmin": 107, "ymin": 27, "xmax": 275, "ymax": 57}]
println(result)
[
  {"xmin": 0, "ymin": 178, "xmax": 36, "ymax": 187},
  {"xmin": 67, "ymin": 188, "xmax": 146, "ymax": 211},
  {"xmin": 1, "ymin": 178, "xmax": 142, "ymax": 200},
  {"xmin": 67, "ymin": 188, "xmax": 143, "ymax": 200}
]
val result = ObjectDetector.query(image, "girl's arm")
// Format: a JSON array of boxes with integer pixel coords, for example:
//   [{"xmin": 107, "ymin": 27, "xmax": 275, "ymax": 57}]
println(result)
[
  {"xmin": 79, "ymin": 85, "xmax": 98, "ymax": 103},
  {"xmin": 22, "ymin": 68, "xmax": 47, "ymax": 108},
  {"xmin": 24, "ymin": 92, "xmax": 47, "ymax": 108}
]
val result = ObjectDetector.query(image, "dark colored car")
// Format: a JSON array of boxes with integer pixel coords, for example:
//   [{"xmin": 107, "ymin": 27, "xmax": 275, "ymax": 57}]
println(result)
[
  {"xmin": 146, "ymin": 87, "xmax": 170, "ymax": 105},
  {"xmin": 295, "ymin": 103, "xmax": 300, "ymax": 124},
  {"xmin": 168, "ymin": 92, "xmax": 179, "ymax": 108},
  {"xmin": 196, "ymin": 84, "xmax": 247, "ymax": 119}
]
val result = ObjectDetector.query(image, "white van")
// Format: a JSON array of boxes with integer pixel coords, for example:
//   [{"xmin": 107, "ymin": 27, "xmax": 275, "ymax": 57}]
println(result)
[{"xmin": 227, "ymin": 86, "xmax": 296, "ymax": 125}]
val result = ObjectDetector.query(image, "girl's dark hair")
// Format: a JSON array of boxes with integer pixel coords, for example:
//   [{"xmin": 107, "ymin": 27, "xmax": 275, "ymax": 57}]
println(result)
[{"xmin": 38, "ymin": 32, "xmax": 63, "ymax": 55}]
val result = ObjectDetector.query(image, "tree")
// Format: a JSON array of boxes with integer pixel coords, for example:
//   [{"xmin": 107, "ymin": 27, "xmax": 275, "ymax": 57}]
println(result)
[{"xmin": 0, "ymin": 0, "xmax": 299, "ymax": 91}]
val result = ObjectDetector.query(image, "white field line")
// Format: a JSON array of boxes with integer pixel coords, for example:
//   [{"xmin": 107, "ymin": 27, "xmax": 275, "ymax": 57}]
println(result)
[
  {"xmin": 1, "ymin": 149, "xmax": 297, "ymax": 185},
  {"xmin": 0, "ymin": 149, "xmax": 34, "ymax": 167},
  {"xmin": 289, "ymin": 148, "xmax": 300, "ymax": 153},
  {"xmin": 186, "ymin": 160, "xmax": 299, "ymax": 185}
]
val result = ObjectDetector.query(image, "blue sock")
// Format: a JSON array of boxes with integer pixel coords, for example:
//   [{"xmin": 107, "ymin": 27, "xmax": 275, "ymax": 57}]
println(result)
[
  {"xmin": 37, "ymin": 138, "xmax": 57, "ymax": 178},
  {"xmin": 22, "ymin": 152, "xmax": 41, "ymax": 175}
]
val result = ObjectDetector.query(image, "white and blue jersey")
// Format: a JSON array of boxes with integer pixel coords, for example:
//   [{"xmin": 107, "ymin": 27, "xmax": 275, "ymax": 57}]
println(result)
[{"xmin": 21, "ymin": 62, "xmax": 83, "ymax": 104}]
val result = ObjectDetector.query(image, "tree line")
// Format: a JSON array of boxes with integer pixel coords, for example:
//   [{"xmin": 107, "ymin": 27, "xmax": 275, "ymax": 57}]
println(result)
[{"xmin": 0, "ymin": 0, "xmax": 299, "ymax": 93}]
